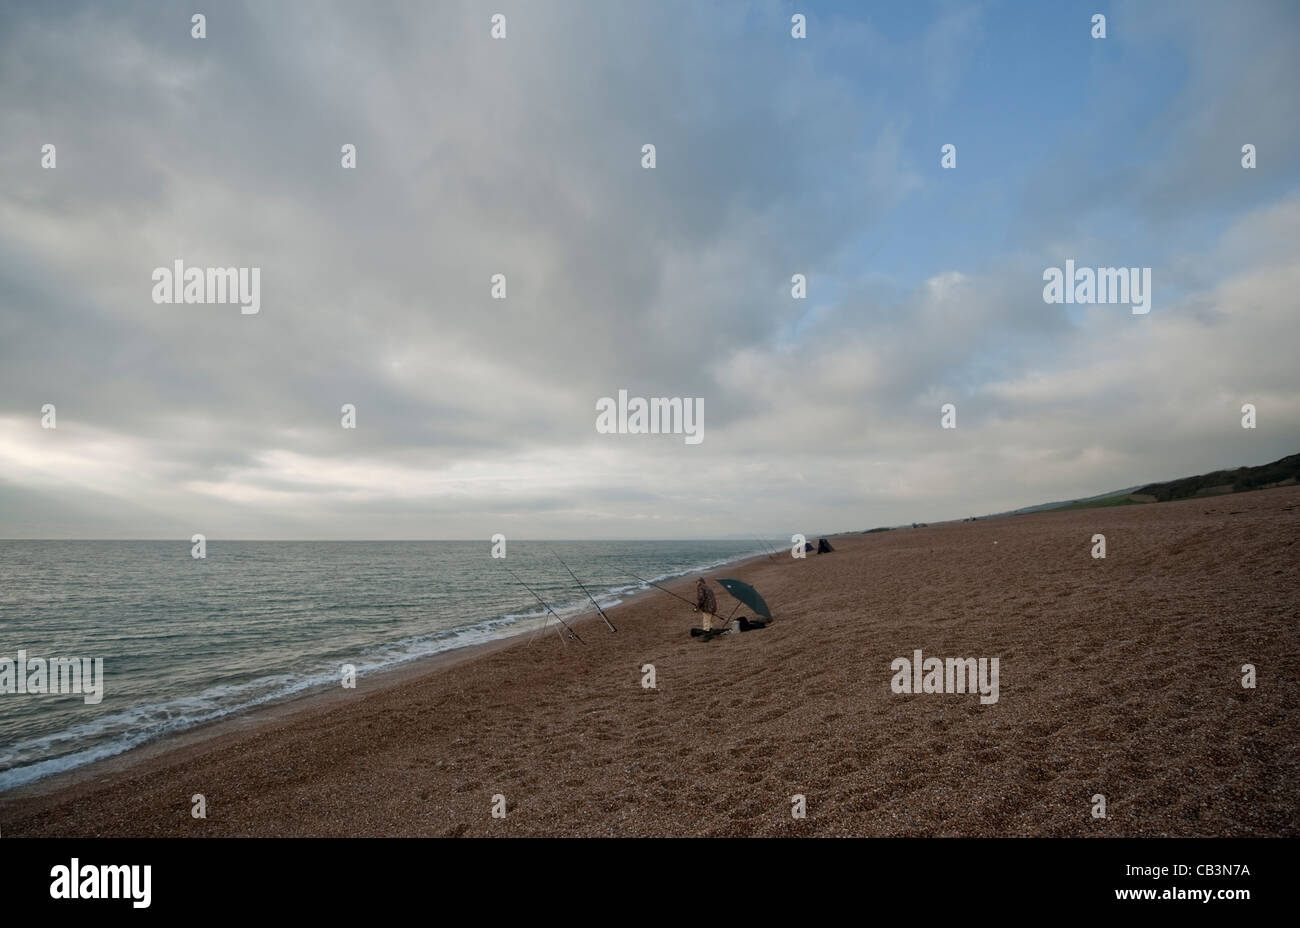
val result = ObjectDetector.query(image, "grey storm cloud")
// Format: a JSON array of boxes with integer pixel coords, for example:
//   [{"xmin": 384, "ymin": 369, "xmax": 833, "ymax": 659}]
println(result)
[{"xmin": 1, "ymin": 0, "xmax": 1298, "ymax": 539}]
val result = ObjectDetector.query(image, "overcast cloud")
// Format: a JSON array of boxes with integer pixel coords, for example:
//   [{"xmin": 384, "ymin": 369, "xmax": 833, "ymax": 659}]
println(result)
[{"xmin": 1, "ymin": 0, "xmax": 1298, "ymax": 538}]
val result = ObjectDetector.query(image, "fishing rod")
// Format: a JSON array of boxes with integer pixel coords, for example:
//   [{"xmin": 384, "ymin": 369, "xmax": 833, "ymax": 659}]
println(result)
[
  {"xmin": 506, "ymin": 567, "xmax": 585, "ymax": 645},
  {"xmin": 626, "ymin": 570, "xmax": 698, "ymax": 608},
  {"xmin": 629, "ymin": 571, "xmax": 744, "ymax": 629},
  {"xmin": 553, "ymin": 553, "xmax": 617, "ymax": 632},
  {"xmin": 627, "ymin": 569, "xmax": 728, "ymax": 620},
  {"xmin": 751, "ymin": 534, "xmax": 776, "ymax": 560}
]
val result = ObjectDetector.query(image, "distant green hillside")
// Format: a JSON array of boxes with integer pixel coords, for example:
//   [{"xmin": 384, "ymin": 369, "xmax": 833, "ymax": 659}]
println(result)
[
  {"xmin": 1136, "ymin": 453, "xmax": 1300, "ymax": 502},
  {"xmin": 881, "ymin": 453, "xmax": 1298, "ymax": 534},
  {"xmin": 1053, "ymin": 492, "xmax": 1146, "ymax": 511}
]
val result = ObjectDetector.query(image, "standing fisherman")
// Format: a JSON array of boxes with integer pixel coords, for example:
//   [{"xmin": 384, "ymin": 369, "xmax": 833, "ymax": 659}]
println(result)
[{"xmin": 695, "ymin": 577, "xmax": 718, "ymax": 632}]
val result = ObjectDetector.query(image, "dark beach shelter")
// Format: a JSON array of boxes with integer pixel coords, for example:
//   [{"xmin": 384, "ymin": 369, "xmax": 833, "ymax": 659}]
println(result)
[{"xmin": 715, "ymin": 578, "xmax": 772, "ymax": 621}]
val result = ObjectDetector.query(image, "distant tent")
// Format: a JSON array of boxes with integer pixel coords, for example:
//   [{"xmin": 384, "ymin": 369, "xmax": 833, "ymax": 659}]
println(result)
[
  {"xmin": 816, "ymin": 537, "xmax": 834, "ymax": 553},
  {"xmin": 804, "ymin": 541, "xmax": 814, "ymax": 552}
]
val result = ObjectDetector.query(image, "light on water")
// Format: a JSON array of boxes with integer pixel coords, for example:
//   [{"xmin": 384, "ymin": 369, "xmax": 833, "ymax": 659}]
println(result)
[{"xmin": 0, "ymin": 539, "xmax": 767, "ymax": 791}]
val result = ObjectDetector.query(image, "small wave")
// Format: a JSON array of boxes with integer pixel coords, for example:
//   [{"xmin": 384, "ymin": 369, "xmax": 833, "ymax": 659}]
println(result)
[{"xmin": 0, "ymin": 544, "xmax": 769, "ymax": 792}]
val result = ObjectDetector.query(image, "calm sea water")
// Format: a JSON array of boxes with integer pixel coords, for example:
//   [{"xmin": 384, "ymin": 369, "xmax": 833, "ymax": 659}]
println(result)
[{"xmin": 0, "ymin": 539, "xmax": 769, "ymax": 792}]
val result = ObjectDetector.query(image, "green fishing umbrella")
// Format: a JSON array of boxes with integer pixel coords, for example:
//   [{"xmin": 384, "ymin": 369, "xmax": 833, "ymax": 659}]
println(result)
[{"xmin": 715, "ymin": 578, "xmax": 772, "ymax": 620}]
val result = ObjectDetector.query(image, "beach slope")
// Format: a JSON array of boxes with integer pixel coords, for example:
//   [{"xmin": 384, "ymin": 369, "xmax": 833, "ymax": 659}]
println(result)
[{"xmin": 4, "ymin": 487, "xmax": 1298, "ymax": 836}]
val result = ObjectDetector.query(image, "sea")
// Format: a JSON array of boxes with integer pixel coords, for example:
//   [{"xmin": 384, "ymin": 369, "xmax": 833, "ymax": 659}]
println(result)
[{"xmin": 0, "ymin": 539, "xmax": 771, "ymax": 793}]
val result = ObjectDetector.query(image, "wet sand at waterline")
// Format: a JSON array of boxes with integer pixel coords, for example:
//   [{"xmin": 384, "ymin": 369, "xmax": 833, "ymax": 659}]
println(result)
[{"xmin": 4, "ymin": 487, "xmax": 1298, "ymax": 836}]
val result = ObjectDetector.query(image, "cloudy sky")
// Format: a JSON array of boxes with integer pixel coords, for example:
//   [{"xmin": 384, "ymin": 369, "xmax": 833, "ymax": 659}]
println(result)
[{"xmin": 2, "ymin": 0, "xmax": 1298, "ymax": 539}]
